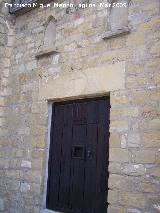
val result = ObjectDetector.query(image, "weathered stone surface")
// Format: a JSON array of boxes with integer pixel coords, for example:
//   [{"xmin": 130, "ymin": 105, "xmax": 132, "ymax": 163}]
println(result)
[
  {"xmin": 121, "ymin": 134, "xmax": 127, "ymax": 148},
  {"xmin": 110, "ymin": 120, "xmax": 128, "ymax": 131},
  {"xmin": 134, "ymin": 150, "xmax": 156, "ymax": 164},
  {"xmin": 110, "ymin": 92, "xmax": 129, "ymax": 106},
  {"xmin": 18, "ymin": 127, "xmax": 30, "ymax": 135},
  {"xmin": 149, "ymin": 167, "xmax": 160, "ymax": 178},
  {"xmin": 0, "ymin": 159, "xmax": 9, "ymax": 169},
  {"xmin": 119, "ymin": 192, "xmax": 146, "ymax": 209},
  {"xmin": 140, "ymin": 182, "xmax": 158, "ymax": 193},
  {"xmin": 108, "ymin": 190, "xmax": 118, "ymax": 204},
  {"xmin": 126, "ymin": 209, "xmax": 141, "ymax": 213},
  {"xmin": 109, "ymin": 148, "xmax": 131, "ymax": 162},
  {"xmin": 126, "ymin": 32, "xmax": 145, "ymax": 46},
  {"xmin": 122, "ymin": 164, "xmax": 146, "ymax": 176},
  {"xmin": 26, "ymin": 60, "xmax": 37, "ymax": 71},
  {"xmin": 109, "ymin": 174, "xmax": 137, "ymax": 191},
  {"xmin": 143, "ymin": 131, "xmax": 160, "ymax": 148},
  {"xmin": 148, "ymin": 119, "xmax": 160, "ymax": 130},
  {"xmin": 128, "ymin": 133, "xmax": 140, "ymax": 148},
  {"xmin": 150, "ymin": 41, "xmax": 160, "ymax": 54},
  {"xmin": 20, "ymin": 182, "xmax": 31, "ymax": 193},
  {"xmin": 108, "ymin": 205, "xmax": 126, "ymax": 213},
  {"xmin": 109, "ymin": 162, "xmax": 121, "ymax": 174},
  {"xmin": 21, "ymin": 160, "xmax": 32, "ymax": 168}
]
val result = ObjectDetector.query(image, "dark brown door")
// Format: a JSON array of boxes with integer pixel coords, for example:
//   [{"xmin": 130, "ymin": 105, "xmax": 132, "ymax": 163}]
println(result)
[{"xmin": 46, "ymin": 97, "xmax": 110, "ymax": 213}]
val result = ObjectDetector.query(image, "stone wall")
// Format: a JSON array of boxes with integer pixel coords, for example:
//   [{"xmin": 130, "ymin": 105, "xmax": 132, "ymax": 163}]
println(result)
[
  {"xmin": 0, "ymin": 1, "xmax": 15, "ymax": 212},
  {"xmin": 0, "ymin": 0, "xmax": 160, "ymax": 212}
]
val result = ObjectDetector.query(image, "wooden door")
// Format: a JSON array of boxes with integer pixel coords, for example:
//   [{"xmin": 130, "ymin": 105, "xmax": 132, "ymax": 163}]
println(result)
[{"xmin": 46, "ymin": 97, "xmax": 110, "ymax": 213}]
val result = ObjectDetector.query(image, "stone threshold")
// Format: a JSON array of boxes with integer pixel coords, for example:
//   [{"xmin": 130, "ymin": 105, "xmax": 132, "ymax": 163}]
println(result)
[
  {"xmin": 102, "ymin": 27, "xmax": 131, "ymax": 40},
  {"xmin": 41, "ymin": 208, "xmax": 62, "ymax": 213}
]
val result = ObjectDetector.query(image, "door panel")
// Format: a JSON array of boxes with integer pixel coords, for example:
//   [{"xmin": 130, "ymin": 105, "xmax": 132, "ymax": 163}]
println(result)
[
  {"xmin": 58, "ymin": 124, "xmax": 72, "ymax": 208},
  {"xmin": 46, "ymin": 97, "xmax": 110, "ymax": 213}
]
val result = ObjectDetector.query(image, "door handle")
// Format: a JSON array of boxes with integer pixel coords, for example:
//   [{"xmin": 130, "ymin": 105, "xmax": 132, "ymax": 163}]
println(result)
[{"xmin": 87, "ymin": 150, "xmax": 92, "ymax": 159}]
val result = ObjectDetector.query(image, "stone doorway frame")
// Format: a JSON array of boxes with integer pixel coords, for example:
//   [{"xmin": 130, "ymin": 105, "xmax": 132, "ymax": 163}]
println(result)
[{"xmin": 40, "ymin": 62, "xmax": 125, "ymax": 213}]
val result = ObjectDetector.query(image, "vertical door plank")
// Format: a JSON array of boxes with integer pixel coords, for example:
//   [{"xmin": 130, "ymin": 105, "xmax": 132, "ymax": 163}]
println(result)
[
  {"xmin": 58, "ymin": 104, "xmax": 73, "ymax": 210},
  {"xmin": 84, "ymin": 123, "xmax": 97, "ymax": 213},
  {"xmin": 70, "ymin": 124, "xmax": 86, "ymax": 212},
  {"xmin": 86, "ymin": 101, "xmax": 99, "ymax": 124},
  {"xmin": 47, "ymin": 105, "xmax": 64, "ymax": 210},
  {"xmin": 95, "ymin": 99, "xmax": 109, "ymax": 213}
]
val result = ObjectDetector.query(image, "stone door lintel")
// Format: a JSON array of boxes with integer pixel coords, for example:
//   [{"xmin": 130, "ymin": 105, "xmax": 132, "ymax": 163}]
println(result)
[{"xmin": 39, "ymin": 61, "xmax": 125, "ymax": 101}]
